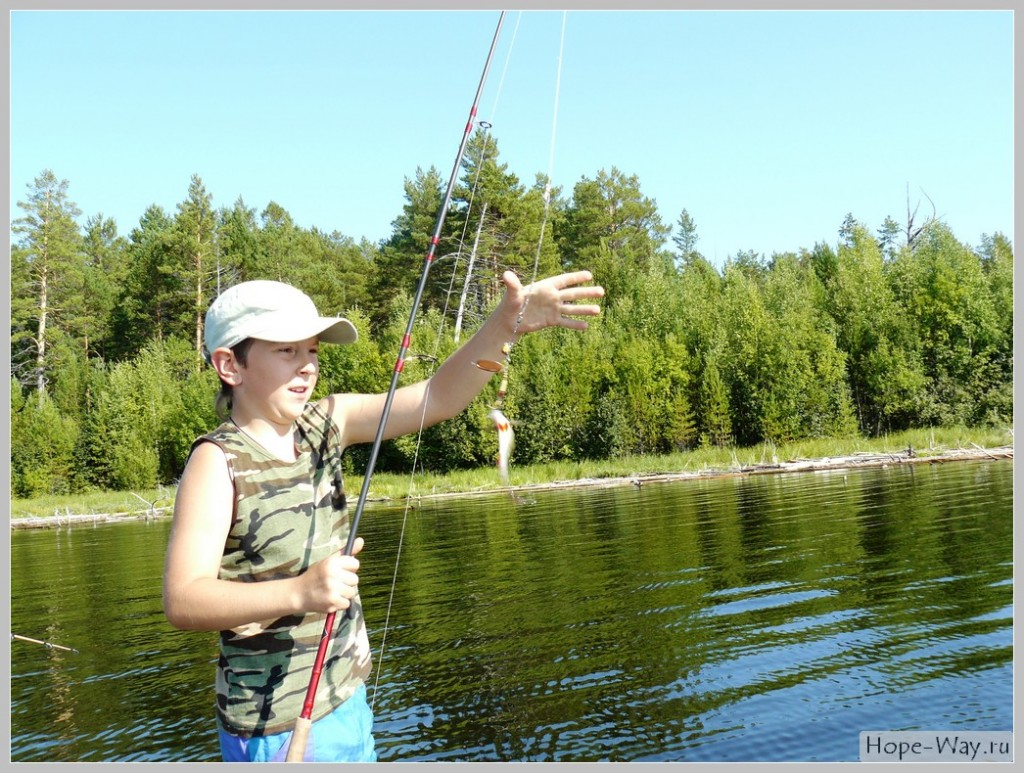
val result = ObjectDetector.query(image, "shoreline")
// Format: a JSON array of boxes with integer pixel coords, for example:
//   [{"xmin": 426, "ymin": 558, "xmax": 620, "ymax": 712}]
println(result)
[
  {"xmin": 397, "ymin": 444, "xmax": 1014, "ymax": 503},
  {"xmin": 10, "ymin": 444, "xmax": 1013, "ymax": 531}
]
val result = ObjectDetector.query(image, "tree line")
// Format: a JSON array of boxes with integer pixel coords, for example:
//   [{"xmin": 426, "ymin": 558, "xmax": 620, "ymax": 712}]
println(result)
[{"xmin": 10, "ymin": 129, "xmax": 1013, "ymax": 497}]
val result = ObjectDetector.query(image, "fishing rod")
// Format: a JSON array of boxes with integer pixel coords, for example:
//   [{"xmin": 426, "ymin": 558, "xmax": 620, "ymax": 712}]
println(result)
[
  {"xmin": 285, "ymin": 11, "xmax": 507, "ymax": 762},
  {"xmin": 12, "ymin": 633, "xmax": 79, "ymax": 653}
]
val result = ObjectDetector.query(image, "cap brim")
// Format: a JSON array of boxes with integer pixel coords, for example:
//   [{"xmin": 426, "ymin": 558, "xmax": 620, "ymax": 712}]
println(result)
[
  {"xmin": 247, "ymin": 315, "xmax": 358, "ymax": 346},
  {"xmin": 317, "ymin": 318, "xmax": 359, "ymax": 345}
]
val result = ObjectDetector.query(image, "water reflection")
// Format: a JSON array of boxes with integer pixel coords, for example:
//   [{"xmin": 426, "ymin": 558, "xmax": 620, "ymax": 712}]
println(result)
[{"xmin": 10, "ymin": 460, "xmax": 1012, "ymax": 762}]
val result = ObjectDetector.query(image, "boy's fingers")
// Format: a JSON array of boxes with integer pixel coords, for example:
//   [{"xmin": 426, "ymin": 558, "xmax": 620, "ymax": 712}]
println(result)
[
  {"xmin": 337, "ymin": 555, "xmax": 360, "ymax": 574},
  {"xmin": 560, "ymin": 285, "xmax": 605, "ymax": 302},
  {"xmin": 501, "ymin": 270, "xmax": 523, "ymax": 293},
  {"xmin": 553, "ymin": 270, "xmax": 594, "ymax": 288}
]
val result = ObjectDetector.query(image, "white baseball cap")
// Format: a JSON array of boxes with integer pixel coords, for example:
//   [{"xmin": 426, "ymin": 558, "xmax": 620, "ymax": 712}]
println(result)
[{"xmin": 203, "ymin": 280, "xmax": 358, "ymax": 362}]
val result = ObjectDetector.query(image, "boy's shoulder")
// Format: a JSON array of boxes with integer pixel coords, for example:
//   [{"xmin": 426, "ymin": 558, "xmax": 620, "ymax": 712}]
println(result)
[{"xmin": 196, "ymin": 420, "xmax": 241, "ymax": 448}]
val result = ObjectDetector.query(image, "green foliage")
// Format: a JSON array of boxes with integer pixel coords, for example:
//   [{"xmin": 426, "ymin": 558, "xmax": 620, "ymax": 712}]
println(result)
[
  {"xmin": 83, "ymin": 340, "xmax": 191, "ymax": 489},
  {"xmin": 369, "ymin": 167, "xmax": 445, "ymax": 328},
  {"xmin": 507, "ymin": 344, "xmax": 573, "ymax": 464},
  {"xmin": 217, "ymin": 197, "xmax": 262, "ymax": 279},
  {"xmin": 760, "ymin": 253, "xmax": 858, "ymax": 441},
  {"xmin": 449, "ymin": 131, "xmax": 561, "ymax": 289},
  {"xmin": 8, "ymin": 165, "xmax": 1013, "ymax": 493},
  {"xmin": 11, "ymin": 385, "xmax": 80, "ymax": 497},
  {"xmin": 556, "ymin": 167, "xmax": 670, "ymax": 299},
  {"xmin": 596, "ymin": 333, "xmax": 695, "ymax": 456},
  {"xmin": 889, "ymin": 223, "xmax": 1004, "ymax": 427},
  {"xmin": 316, "ymin": 307, "xmax": 390, "ymax": 397},
  {"xmin": 825, "ymin": 225, "xmax": 927, "ymax": 433},
  {"xmin": 78, "ymin": 214, "xmax": 129, "ymax": 361},
  {"xmin": 108, "ymin": 204, "xmax": 177, "ymax": 361},
  {"xmin": 387, "ymin": 307, "xmax": 490, "ymax": 473},
  {"xmin": 164, "ymin": 368, "xmax": 222, "ymax": 476},
  {"xmin": 717, "ymin": 254, "xmax": 859, "ymax": 445},
  {"xmin": 9, "ymin": 245, "xmax": 34, "ymax": 385},
  {"xmin": 698, "ymin": 349, "xmax": 733, "ymax": 448},
  {"xmin": 976, "ymin": 231, "xmax": 1014, "ymax": 425},
  {"xmin": 594, "ymin": 261, "xmax": 696, "ymax": 455}
]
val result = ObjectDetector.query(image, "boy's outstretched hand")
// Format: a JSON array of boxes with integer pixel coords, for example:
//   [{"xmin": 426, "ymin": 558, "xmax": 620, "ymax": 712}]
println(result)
[{"xmin": 501, "ymin": 270, "xmax": 604, "ymax": 336}]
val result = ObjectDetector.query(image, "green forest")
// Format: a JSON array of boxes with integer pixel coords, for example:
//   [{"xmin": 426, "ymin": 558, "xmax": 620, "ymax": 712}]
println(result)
[{"xmin": 10, "ymin": 129, "xmax": 1014, "ymax": 498}]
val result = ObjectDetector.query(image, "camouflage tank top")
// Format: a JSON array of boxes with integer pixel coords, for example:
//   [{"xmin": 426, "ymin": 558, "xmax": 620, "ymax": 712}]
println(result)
[{"xmin": 196, "ymin": 401, "xmax": 372, "ymax": 737}]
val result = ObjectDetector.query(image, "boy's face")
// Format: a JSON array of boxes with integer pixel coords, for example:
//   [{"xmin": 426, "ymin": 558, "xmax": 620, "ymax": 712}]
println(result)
[{"xmin": 234, "ymin": 336, "xmax": 320, "ymax": 426}]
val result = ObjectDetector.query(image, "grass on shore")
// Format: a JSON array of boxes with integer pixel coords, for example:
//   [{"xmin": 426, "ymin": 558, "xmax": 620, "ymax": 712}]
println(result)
[
  {"xmin": 9, "ymin": 426, "xmax": 1012, "ymax": 520},
  {"xmin": 10, "ymin": 486, "xmax": 176, "ymax": 521}
]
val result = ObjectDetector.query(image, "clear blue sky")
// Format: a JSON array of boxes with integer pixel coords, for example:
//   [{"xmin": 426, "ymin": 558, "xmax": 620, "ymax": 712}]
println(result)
[{"xmin": 10, "ymin": 9, "xmax": 1015, "ymax": 264}]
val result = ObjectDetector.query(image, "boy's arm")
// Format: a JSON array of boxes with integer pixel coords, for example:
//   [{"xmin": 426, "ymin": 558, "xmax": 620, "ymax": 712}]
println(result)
[
  {"xmin": 331, "ymin": 269, "xmax": 603, "ymax": 447},
  {"xmin": 162, "ymin": 442, "xmax": 361, "ymax": 632}
]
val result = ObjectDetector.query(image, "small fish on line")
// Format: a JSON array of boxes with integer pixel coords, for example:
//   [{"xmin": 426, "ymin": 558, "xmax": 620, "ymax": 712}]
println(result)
[{"xmin": 488, "ymin": 408, "xmax": 515, "ymax": 485}]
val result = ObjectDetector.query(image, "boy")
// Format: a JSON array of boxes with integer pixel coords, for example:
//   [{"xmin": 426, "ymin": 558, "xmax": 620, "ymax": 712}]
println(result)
[{"xmin": 162, "ymin": 269, "xmax": 603, "ymax": 762}]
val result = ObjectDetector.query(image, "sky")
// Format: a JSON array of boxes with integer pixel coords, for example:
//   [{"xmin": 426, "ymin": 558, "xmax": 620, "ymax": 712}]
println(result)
[{"xmin": 9, "ymin": 8, "xmax": 1016, "ymax": 265}]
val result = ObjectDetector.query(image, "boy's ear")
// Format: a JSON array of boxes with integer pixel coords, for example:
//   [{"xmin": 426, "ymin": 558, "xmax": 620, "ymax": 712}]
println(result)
[{"xmin": 210, "ymin": 348, "xmax": 242, "ymax": 386}]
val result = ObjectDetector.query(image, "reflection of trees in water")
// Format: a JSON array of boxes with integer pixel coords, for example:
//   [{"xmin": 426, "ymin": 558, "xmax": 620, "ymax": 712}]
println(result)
[{"xmin": 10, "ymin": 461, "xmax": 1013, "ymax": 761}]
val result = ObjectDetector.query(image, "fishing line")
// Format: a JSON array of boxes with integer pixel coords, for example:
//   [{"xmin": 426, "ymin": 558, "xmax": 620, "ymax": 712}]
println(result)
[
  {"xmin": 437, "ymin": 119, "xmax": 497, "ymax": 329},
  {"xmin": 285, "ymin": 12, "xmax": 507, "ymax": 761},
  {"xmin": 487, "ymin": 10, "xmax": 522, "ymax": 124},
  {"xmin": 369, "ymin": 12, "xmax": 570, "ymax": 709},
  {"xmin": 369, "ymin": 13, "xmax": 528, "ymax": 712},
  {"xmin": 474, "ymin": 10, "xmax": 569, "ymax": 495},
  {"xmin": 529, "ymin": 10, "xmax": 568, "ymax": 296},
  {"xmin": 436, "ymin": 10, "xmax": 522, "ymax": 325}
]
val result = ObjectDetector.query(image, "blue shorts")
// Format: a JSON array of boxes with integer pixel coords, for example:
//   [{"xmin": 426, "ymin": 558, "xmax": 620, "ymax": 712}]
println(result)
[{"xmin": 218, "ymin": 683, "xmax": 377, "ymax": 762}]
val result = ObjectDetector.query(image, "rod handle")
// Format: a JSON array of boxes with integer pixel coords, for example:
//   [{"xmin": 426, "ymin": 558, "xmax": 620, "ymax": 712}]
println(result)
[{"xmin": 285, "ymin": 716, "xmax": 313, "ymax": 762}]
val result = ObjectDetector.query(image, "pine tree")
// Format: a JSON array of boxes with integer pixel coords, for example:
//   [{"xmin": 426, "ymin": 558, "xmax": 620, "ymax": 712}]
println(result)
[
  {"xmin": 370, "ymin": 167, "xmax": 445, "ymax": 329},
  {"xmin": 174, "ymin": 175, "xmax": 217, "ymax": 366},
  {"xmin": 672, "ymin": 208, "xmax": 699, "ymax": 266},
  {"xmin": 11, "ymin": 170, "xmax": 84, "ymax": 404},
  {"xmin": 556, "ymin": 167, "xmax": 670, "ymax": 299}
]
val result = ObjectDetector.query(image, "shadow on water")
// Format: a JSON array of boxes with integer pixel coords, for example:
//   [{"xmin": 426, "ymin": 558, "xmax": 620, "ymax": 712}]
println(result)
[{"xmin": 9, "ymin": 459, "xmax": 1012, "ymax": 762}]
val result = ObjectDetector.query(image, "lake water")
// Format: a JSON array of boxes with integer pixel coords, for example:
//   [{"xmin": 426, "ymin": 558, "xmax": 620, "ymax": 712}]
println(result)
[{"xmin": 9, "ymin": 459, "xmax": 1013, "ymax": 762}]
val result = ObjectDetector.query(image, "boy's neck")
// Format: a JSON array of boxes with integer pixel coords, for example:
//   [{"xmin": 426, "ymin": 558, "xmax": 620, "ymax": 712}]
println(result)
[{"xmin": 230, "ymin": 415, "xmax": 298, "ymax": 462}]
